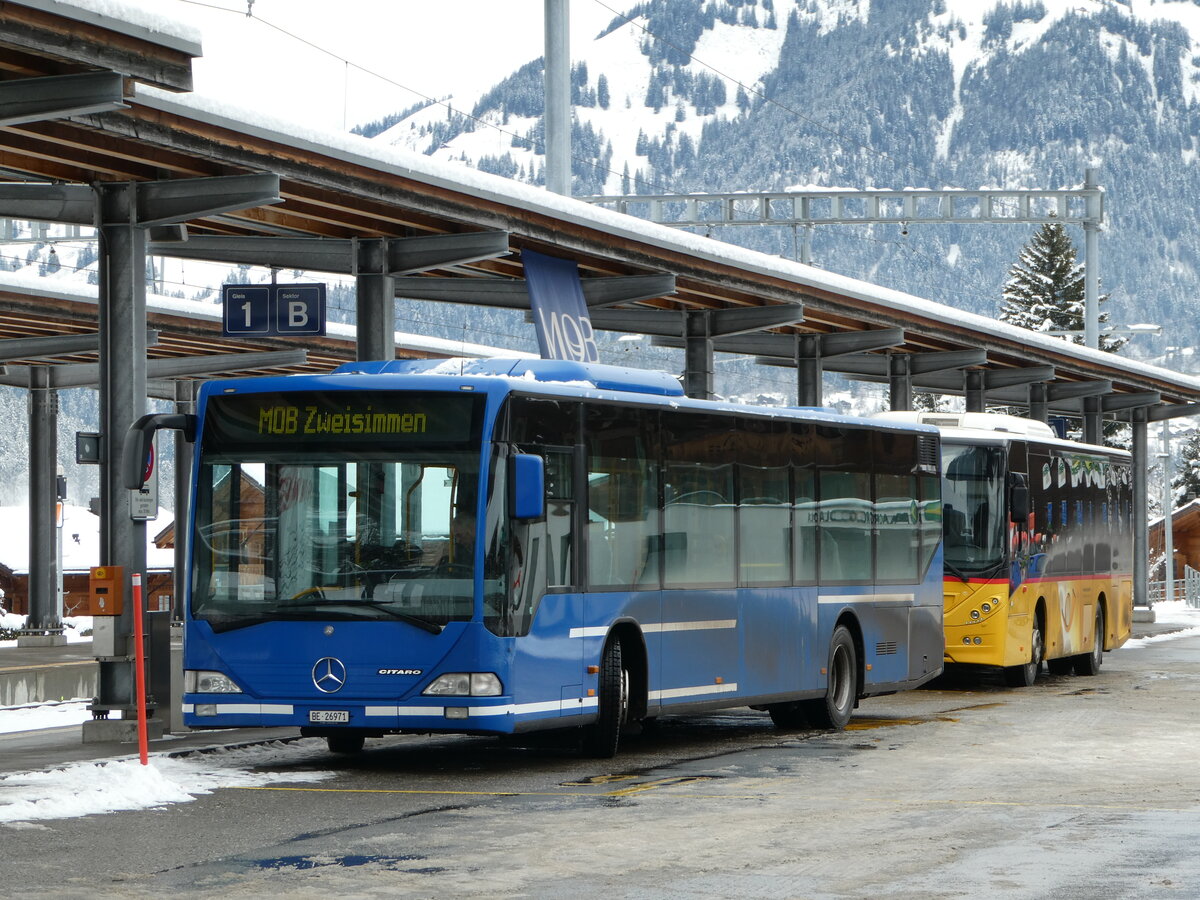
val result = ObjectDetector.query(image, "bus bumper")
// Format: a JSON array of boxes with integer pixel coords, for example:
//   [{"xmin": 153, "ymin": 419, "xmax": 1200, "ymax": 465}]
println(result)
[{"xmin": 181, "ymin": 694, "xmax": 597, "ymax": 734}]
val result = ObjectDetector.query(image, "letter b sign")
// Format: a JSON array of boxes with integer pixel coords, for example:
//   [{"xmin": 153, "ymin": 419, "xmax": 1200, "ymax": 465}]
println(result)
[{"xmin": 276, "ymin": 286, "xmax": 325, "ymax": 336}]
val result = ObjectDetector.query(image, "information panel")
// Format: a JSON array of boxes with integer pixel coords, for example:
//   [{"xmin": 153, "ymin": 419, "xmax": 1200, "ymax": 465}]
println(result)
[
  {"xmin": 203, "ymin": 391, "xmax": 482, "ymax": 451},
  {"xmin": 222, "ymin": 283, "xmax": 326, "ymax": 337}
]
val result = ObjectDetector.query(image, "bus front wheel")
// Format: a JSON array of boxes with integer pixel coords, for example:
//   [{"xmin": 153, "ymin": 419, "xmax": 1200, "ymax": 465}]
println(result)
[
  {"xmin": 326, "ymin": 733, "xmax": 365, "ymax": 754},
  {"xmin": 804, "ymin": 625, "xmax": 857, "ymax": 730},
  {"xmin": 1004, "ymin": 613, "xmax": 1044, "ymax": 687},
  {"xmin": 1074, "ymin": 611, "xmax": 1104, "ymax": 676},
  {"xmin": 582, "ymin": 639, "xmax": 629, "ymax": 758}
]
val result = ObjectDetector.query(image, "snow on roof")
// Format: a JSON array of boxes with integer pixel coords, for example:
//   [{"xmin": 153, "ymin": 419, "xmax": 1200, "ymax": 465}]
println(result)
[
  {"xmin": 0, "ymin": 269, "xmax": 525, "ymax": 360},
  {"xmin": 11, "ymin": 0, "xmax": 202, "ymax": 53},
  {"xmin": 0, "ymin": 504, "xmax": 174, "ymax": 574},
  {"xmin": 127, "ymin": 84, "xmax": 1200, "ymax": 398}
]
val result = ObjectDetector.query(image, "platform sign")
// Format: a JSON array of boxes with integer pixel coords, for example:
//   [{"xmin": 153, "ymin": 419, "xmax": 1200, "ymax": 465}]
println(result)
[
  {"xmin": 222, "ymin": 284, "xmax": 326, "ymax": 337},
  {"xmin": 275, "ymin": 284, "xmax": 325, "ymax": 336},
  {"xmin": 129, "ymin": 433, "xmax": 158, "ymax": 521}
]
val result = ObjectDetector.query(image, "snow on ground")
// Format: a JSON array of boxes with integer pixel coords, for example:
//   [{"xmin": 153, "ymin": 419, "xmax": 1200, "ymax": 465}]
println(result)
[{"xmin": 0, "ymin": 740, "xmax": 334, "ymax": 826}]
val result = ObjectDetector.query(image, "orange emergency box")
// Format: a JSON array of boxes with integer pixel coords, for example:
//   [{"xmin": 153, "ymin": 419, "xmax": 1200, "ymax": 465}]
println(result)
[{"xmin": 86, "ymin": 566, "xmax": 124, "ymax": 615}]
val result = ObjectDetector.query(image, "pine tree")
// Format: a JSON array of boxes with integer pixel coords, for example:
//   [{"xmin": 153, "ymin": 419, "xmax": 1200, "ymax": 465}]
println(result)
[{"xmin": 998, "ymin": 223, "xmax": 1127, "ymax": 353}]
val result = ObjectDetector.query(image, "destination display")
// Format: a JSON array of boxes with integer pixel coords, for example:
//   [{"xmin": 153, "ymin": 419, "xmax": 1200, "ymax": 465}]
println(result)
[{"xmin": 203, "ymin": 391, "xmax": 481, "ymax": 448}]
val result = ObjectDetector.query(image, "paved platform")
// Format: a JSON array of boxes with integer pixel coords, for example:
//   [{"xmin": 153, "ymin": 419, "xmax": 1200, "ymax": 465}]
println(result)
[{"xmin": 0, "ymin": 615, "xmax": 1192, "ymax": 776}]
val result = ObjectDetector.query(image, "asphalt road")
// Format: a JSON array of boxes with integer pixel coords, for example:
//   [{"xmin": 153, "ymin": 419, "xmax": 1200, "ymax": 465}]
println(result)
[{"xmin": 5, "ymin": 636, "xmax": 1200, "ymax": 899}]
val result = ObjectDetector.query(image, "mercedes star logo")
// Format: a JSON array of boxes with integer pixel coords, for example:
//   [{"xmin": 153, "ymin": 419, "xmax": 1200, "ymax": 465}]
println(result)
[{"xmin": 312, "ymin": 656, "xmax": 347, "ymax": 693}]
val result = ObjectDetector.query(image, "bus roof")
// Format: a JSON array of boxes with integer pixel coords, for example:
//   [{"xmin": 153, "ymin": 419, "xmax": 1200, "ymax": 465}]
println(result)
[{"xmin": 875, "ymin": 411, "xmax": 1129, "ymax": 457}]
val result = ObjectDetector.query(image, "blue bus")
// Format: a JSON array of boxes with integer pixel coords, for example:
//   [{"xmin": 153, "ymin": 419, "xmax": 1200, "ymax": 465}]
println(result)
[{"xmin": 127, "ymin": 358, "xmax": 945, "ymax": 757}]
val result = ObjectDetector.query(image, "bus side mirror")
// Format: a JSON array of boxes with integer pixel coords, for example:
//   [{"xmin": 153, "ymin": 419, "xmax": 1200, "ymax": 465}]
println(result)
[
  {"xmin": 1009, "ymin": 473, "xmax": 1030, "ymax": 524},
  {"xmin": 122, "ymin": 413, "xmax": 196, "ymax": 490},
  {"xmin": 510, "ymin": 453, "xmax": 545, "ymax": 521}
]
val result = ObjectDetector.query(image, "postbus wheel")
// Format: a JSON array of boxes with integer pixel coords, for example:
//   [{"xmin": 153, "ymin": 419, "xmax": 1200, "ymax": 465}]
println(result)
[
  {"xmin": 1004, "ymin": 612, "xmax": 1044, "ymax": 687},
  {"xmin": 326, "ymin": 733, "xmax": 366, "ymax": 754},
  {"xmin": 804, "ymin": 625, "xmax": 857, "ymax": 730},
  {"xmin": 1074, "ymin": 611, "xmax": 1104, "ymax": 676},
  {"xmin": 582, "ymin": 639, "xmax": 628, "ymax": 758}
]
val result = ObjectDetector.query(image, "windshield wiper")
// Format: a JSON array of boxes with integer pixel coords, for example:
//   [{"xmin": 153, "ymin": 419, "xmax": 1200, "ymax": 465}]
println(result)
[
  {"xmin": 284, "ymin": 595, "xmax": 443, "ymax": 633},
  {"xmin": 944, "ymin": 561, "xmax": 971, "ymax": 584}
]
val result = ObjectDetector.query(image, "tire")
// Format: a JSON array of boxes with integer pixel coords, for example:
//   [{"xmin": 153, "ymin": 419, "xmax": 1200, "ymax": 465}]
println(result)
[
  {"xmin": 582, "ymin": 639, "xmax": 629, "ymax": 758},
  {"xmin": 1004, "ymin": 612, "xmax": 1044, "ymax": 687},
  {"xmin": 327, "ymin": 733, "xmax": 365, "ymax": 754},
  {"xmin": 1046, "ymin": 657, "xmax": 1073, "ymax": 676},
  {"xmin": 804, "ymin": 625, "xmax": 857, "ymax": 730},
  {"xmin": 768, "ymin": 701, "xmax": 807, "ymax": 730},
  {"xmin": 1074, "ymin": 611, "xmax": 1104, "ymax": 676}
]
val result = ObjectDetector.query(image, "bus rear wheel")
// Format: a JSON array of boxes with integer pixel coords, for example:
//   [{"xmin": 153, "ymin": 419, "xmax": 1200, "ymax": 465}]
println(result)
[
  {"xmin": 804, "ymin": 625, "xmax": 856, "ymax": 730},
  {"xmin": 1004, "ymin": 613, "xmax": 1044, "ymax": 687},
  {"xmin": 768, "ymin": 701, "xmax": 807, "ymax": 730},
  {"xmin": 1074, "ymin": 611, "xmax": 1104, "ymax": 676},
  {"xmin": 582, "ymin": 639, "xmax": 629, "ymax": 758}
]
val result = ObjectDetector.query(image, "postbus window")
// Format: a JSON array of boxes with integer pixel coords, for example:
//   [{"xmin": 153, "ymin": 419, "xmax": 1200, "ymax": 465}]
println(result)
[
  {"xmin": 819, "ymin": 470, "xmax": 873, "ymax": 583},
  {"xmin": 876, "ymin": 472, "xmax": 919, "ymax": 583},
  {"xmin": 739, "ymin": 462, "xmax": 790, "ymax": 586},
  {"xmin": 794, "ymin": 468, "xmax": 818, "ymax": 583},
  {"xmin": 586, "ymin": 405, "xmax": 659, "ymax": 590},
  {"xmin": 662, "ymin": 412, "xmax": 735, "ymax": 589},
  {"xmin": 918, "ymin": 473, "xmax": 941, "ymax": 577}
]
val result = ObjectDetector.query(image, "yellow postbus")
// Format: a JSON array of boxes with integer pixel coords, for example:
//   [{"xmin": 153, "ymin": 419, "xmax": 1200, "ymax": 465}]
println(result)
[{"xmin": 879, "ymin": 412, "xmax": 1133, "ymax": 685}]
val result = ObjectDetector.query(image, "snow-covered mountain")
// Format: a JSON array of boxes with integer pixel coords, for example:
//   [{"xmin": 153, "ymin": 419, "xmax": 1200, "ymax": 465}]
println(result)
[{"xmin": 364, "ymin": 0, "xmax": 1200, "ymax": 368}]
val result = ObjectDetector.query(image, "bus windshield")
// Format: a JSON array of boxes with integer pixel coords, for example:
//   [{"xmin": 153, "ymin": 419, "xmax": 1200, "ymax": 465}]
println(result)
[
  {"xmin": 941, "ymin": 442, "xmax": 1007, "ymax": 576},
  {"xmin": 191, "ymin": 391, "xmax": 494, "ymax": 632}
]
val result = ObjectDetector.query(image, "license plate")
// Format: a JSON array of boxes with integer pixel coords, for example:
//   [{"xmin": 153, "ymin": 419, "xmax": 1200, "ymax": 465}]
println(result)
[{"xmin": 309, "ymin": 710, "xmax": 350, "ymax": 724}]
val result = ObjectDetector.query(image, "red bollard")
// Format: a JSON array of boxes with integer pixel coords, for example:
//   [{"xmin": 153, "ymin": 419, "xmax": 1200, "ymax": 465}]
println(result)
[{"xmin": 132, "ymin": 572, "xmax": 148, "ymax": 765}]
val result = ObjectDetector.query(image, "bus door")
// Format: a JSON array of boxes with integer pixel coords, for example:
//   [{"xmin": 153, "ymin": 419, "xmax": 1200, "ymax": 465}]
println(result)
[
  {"xmin": 659, "ymin": 413, "xmax": 740, "ymax": 703},
  {"xmin": 502, "ymin": 397, "xmax": 585, "ymax": 718},
  {"xmin": 505, "ymin": 445, "xmax": 584, "ymax": 715}
]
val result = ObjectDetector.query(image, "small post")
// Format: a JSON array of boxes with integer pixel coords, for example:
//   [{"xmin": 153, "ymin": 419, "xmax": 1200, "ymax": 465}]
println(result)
[
  {"xmin": 1082, "ymin": 167, "xmax": 1101, "ymax": 350},
  {"xmin": 132, "ymin": 572, "xmax": 149, "ymax": 765},
  {"xmin": 1163, "ymin": 423, "xmax": 1174, "ymax": 605}
]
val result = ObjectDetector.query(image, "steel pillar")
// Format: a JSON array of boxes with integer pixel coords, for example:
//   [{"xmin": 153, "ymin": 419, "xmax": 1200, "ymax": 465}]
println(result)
[
  {"xmin": 1083, "ymin": 395, "xmax": 1102, "ymax": 445},
  {"xmin": 796, "ymin": 334, "xmax": 822, "ymax": 407},
  {"xmin": 25, "ymin": 366, "xmax": 61, "ymax": 636},
  {"xmin": 889, "ymin": 353, "xmax": 913, "ymax": 411},
  {"xmin": 355, "ymin": 238, "xmax": 395, "ymax": 361},
  {"xmin": 544, "ymin": 0, "xmax": 571, "ymax": 196},
  {"xmin": 1028, "ymin": 383, "xmax": 1049, "ymax": 423},
  {"xmin": 98, "ymin": 181, "xmax": 149, "ymax": 638},
  {"xmin": 965, "ymin": 370, "xmax": 985, "ymax": 413},
  {"xmin": 1132, "ymin": 407, "xmax": 1149, "ymax": 609},
  {"xmin": 684, "ymin": 313, "xmax": 714, "ymax": 400}
]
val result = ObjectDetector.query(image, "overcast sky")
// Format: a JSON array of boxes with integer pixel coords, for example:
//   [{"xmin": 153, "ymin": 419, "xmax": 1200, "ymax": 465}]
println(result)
[{"xmin": 168, "ymin": 0, "xmax": 619, "ymax": 133}]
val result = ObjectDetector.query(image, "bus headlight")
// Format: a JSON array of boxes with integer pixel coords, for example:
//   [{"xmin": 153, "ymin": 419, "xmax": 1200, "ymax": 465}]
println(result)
[
  {"xmin": 423, "ymin": 673, "xmax": 502, "ymax": 696},
  {"xmin": 970, "ymin": 609, "xmax": 981, "ymax": 620},
  {"xmin": 184, "ymin": 670, "xmax": 243, "ymax": 693}
]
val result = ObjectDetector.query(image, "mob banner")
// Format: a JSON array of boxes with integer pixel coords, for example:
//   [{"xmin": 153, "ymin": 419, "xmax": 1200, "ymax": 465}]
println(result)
[{"xmin": 522, "ymin": 250, "xmax": 599, "ymax": 363}]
